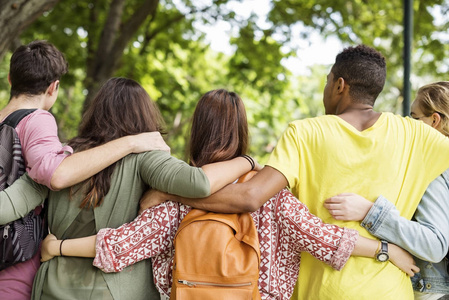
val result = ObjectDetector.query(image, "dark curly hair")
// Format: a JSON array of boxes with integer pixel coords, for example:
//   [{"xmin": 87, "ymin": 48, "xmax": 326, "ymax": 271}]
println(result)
[{"xmin": 332, "ymin": 45, "xmax": 386, "ymax": 105}]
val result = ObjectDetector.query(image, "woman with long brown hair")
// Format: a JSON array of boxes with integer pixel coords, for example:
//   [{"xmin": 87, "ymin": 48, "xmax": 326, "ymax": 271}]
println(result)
[
  {"xmin": 189, "ymin": 89, "xmax": 249, "ymax": 167},
  {"xmin": 39, "ymin": 88, "xmax": 417, "ymax": 299},
  {"xmin": 0, "ymin": 79, "xmax": 258, "ymax": 300}
]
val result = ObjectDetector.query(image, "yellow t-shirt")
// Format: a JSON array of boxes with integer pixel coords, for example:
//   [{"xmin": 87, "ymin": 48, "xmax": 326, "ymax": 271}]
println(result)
[{"xmin": 267, "ymin": 113, "xmax": 449, "ymax": 300}]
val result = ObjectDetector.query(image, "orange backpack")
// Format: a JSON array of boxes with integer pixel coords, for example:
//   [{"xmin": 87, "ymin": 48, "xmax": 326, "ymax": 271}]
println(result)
[{"xmin": 170, "ymin": 172, "xmax": 261, "ymax": 300}]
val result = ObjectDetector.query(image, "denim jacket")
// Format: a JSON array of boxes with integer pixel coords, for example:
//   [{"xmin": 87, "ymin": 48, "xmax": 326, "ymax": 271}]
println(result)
[{"xmin": 362, "ymin": 169, "xmax": 449, "ymax": 294}]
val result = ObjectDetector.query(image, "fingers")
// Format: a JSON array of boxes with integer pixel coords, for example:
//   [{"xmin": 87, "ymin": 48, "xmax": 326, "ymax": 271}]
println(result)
[
  {"xmin": 151, "ymin": 144, "xmax": 170, "ymax": 152},
  {"xmin": 323, "ymin": 201, "xmax": 342, "ymax": 216},
  {"xmin": 159, "ymin": 145, "xmax": 171, "ymax": 153},
  {"xmin": 324, "ymin": 196, "xmax": 343, "ymax": 204},
  {"xmin": 323, "ymin": 202, "xmax": 340, "ymax": 210},
  {"xmin": 142, "ymin": 132, "xmax": 170, "ymax": 153},
  {"xmin": 406, "ymin": 264, "xmax": 419, "ymax": 277}
]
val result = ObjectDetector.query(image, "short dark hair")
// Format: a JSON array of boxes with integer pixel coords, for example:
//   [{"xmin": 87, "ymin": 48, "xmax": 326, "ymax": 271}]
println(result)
[
  {"xmin": 332, "ymin": 44, "xmax": 386, "ymax": 105},
  {"xmin": 9, "ymin": 40, "xmax": 68, "ymax": 98}
]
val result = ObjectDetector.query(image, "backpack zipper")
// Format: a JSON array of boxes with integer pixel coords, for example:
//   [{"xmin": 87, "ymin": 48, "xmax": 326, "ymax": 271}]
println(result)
[
  {"xmin": 2, "ymin": 225, "xmax": 9, "ymax": 263},
  {"xmin": 178, "ymin": 280, "xmax": 252, "ymax": 288}
]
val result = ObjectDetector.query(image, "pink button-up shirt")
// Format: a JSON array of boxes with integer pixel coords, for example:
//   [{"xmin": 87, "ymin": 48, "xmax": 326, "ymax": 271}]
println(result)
[{"xmin": 0, "ymin": 109, "xmax": 73, "ymax": 300}]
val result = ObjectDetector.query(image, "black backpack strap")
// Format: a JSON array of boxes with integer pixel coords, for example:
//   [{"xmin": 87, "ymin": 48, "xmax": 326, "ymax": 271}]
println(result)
[{"xmin": 3, "ymin": 109, "xmax": 37, "ymax": 128}]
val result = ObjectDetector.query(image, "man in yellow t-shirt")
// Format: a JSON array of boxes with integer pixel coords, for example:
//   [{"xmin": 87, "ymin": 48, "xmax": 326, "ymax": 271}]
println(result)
[
  {"xmin": 265, "ymin": 45, "xmax": 449, "ymax": 300},
  {"xmin": 160, "ymin": 45, "xmax": 449, "ymax": 299}
]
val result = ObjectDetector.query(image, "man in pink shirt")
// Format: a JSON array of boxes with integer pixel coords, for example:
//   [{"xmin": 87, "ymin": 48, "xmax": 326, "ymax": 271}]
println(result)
[{"xmin": 0, "ymin": 40, "xmax": 169, "ymax": 299}]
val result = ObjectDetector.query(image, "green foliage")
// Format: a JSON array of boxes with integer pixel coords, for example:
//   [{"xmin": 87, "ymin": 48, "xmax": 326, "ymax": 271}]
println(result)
[
  {"xmin": 268, "ymin": 0, "xmax": 449, "ymax": 113},
  {"xmin": 1, "ymin": 0, "xmax": 449, "ymax": 161},
  {"xmin": 0, "ymin": 53, "xmax": 11, "ymax": 107}
]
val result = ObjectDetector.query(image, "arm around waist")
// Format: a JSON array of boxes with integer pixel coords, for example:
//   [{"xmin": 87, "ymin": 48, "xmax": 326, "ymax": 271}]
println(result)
[{"xmin": 362, "ymin": 173, "xmax": 449, "ymax": 262}]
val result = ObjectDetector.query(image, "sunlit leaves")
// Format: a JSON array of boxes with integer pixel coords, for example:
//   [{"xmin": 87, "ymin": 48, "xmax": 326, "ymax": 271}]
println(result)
[{"xmin": 2, "ymin": 0, "xmax": 449, "ymax": 158}]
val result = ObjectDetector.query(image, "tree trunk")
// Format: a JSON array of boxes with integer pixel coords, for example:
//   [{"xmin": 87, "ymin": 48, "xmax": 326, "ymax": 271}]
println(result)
[
  {"xmin": 82, "ymin": 0, "xmax": 160, "ymax": 113},
  {"xmin": 0, "ymin": 0, "xmax": 60, "ymax": 61}
]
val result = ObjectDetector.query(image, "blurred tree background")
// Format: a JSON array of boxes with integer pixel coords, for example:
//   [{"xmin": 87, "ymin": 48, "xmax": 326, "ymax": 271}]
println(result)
[{"xmin": 0, "ymin": 0, "xmax": 448, "ymax": 162}]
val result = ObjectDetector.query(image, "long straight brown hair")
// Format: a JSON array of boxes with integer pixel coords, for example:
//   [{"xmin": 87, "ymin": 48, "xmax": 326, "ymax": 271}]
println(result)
[
  {"xmin": 189, "ymin": 89, "xmax": 249, "ymax": 167},
  {"xmin": 69, "ymin": 77, "xmax": 165, "ymax": 208}
]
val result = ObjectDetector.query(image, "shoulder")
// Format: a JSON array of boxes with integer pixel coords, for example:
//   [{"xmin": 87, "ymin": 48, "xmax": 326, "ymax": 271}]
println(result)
[
  {"xmin": 288, "ymin": 115, "xmax": 334, "ymax": 128},
  {"xmin": 281, "ymin": 115, "xmax": 337, "ymax": 143},
  {"xmin": 16, "ymin": 109, "xmax": 57, "ymax": 132},
  {"xmin": 21, "ymin": 109, "xmax": 55, "ymax": 123},
  {"xmin": 14, "ymin": 110, "xmax": 59, "ymax": 144},
  {"xmin": 128, "ymin": 150, "xmax": 176, "ymax": 167},
  {"xmin": 383, "ymin": 112, "xmax": 425, "ymax": 129},
  {"xmin": 384, "ymin": 113, "xmax": 445, "ymax": 139},
  {"xmin": 108, "ymin": 150, "xmax": 175, "ymax": 170},
  {"xmin": 137, "ymin": 150, "xmax": 172, "ymax": 160}
]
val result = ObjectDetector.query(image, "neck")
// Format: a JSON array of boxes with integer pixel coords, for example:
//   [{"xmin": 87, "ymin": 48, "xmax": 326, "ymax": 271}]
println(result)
[
  {"xmin": 336, "ymin": 103, "xmax": 381, "ymax": 131},
  {"xmin": 0, "ymin": 95, "xmax": 44, "ymax": 120},
  {"xmin": 336, "ymin": 101, "xmax": 374, "ymax": 114}
]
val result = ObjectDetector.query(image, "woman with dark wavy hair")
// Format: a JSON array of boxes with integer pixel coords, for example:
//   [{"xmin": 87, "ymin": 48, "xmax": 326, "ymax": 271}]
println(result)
[
  {"xmin": 0, "ymin": 78, "xmax": 257, "ymax": 300},
  {"xmin": 40, "ymin": 88, "xmax": 416, "ymax": 299}
]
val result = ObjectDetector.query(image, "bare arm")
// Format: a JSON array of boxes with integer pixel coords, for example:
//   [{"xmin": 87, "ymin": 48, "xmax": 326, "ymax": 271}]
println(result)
[
  {"xmin": 42, "ymin": 192, "xmax": 419, "ymax": 277},
  {"xmin": 51, "ymin": 132, "xmax": 170, "ymax": 190},
  {"xmin": 324, "ymin": 193, "xmax": 373, "ymax": 221},
  {"xmin": 352, "ymin": 236, "xmax": 418, "ymax": 276},
  {"xmin": 141, "ymin": 166, "xmax": 288, "ymax": 213},
  {"xmin": 41, "ymin": 234, "xmax": 96, "ymax": 262},
  {"xmin": 201, "ymin": 156, "xmax": 262, "ymax": 194}
]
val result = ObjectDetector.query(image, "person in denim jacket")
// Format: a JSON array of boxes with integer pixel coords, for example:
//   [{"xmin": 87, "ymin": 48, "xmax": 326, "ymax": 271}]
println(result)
[{"xmin": 325, "ymin": 81, "xmax": 449, "ymax": 300}]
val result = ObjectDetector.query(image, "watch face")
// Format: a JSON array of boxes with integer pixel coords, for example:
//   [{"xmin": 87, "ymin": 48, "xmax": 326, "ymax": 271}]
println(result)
[{"xmin": 377, "ymin": 253, "xmax": 389, "ymax": 262}]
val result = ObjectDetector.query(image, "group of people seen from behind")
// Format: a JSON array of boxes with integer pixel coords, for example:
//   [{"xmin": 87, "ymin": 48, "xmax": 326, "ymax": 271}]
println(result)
[{"xmin": 0, "ymin": 40, "xmax": 448, "ymax": 300}]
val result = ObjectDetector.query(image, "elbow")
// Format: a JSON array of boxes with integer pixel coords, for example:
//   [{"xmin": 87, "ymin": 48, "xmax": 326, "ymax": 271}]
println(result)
[
  {"xmin": 193, "ymin": 184, "xmax": 211, "ymax": 199},
  {"xmin": 425, "ymin": 253, "xmax": 445, "ymax": 264},
  {"xmin": 241, "ymin": 203, "xmax": 260, "ymax": 213},
  {"xmin": 239, "ymin": 187, "xmax": 265, "ymax": 213},
  {"xmin": 420, "ymin": 238, "xmax": 448, "ymax": 263},
  {"xmin": 425, "ymin": 247, "xmax": 447, "ymax": 263},
  {"xmin": 50, "ymin": 173, "xmax": 70, "ymax": 190}
]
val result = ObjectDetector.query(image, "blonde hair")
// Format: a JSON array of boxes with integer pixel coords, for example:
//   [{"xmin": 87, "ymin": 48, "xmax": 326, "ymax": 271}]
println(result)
[{"xmin": 415, "ymin": 81, "xmax": 449, "ymax": 137}]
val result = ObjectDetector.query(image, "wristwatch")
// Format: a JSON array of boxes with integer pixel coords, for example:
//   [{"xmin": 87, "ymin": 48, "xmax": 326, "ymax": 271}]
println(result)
[{"xmin": 375, "ymin": 240, "xmax": 389, "ymax": 262}]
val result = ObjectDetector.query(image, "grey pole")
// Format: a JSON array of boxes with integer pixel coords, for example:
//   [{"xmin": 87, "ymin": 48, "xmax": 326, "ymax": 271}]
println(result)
[{"xmin": 403, "ymin": 0, "xmax": 413, "ymax": 116}]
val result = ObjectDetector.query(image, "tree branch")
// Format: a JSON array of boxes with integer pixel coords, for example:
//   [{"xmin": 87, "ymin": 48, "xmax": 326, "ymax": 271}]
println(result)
[
  {"xmin": 0, "ymin": 0, "xmax": 60, "ymax": 60},
  {"xmin": 99, "ymin": 0, "xmax": 126, "ymax": 57},
  {"xmin": 111, "ymin": 0, "xmax": 159, "ymax": 62},
  {"xmin": 83, "ymin": 0, "xmax": 160, "ymax": 112},
  {"xmin": 139, "ymin": 4, "xmax": 212, "ymax": 55}
]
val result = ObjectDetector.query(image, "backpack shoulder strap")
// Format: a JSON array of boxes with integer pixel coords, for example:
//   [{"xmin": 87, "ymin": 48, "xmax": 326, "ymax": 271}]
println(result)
[{"xmin": 3, "ymin": 109, "xmax": 37, "ymax": 128}]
